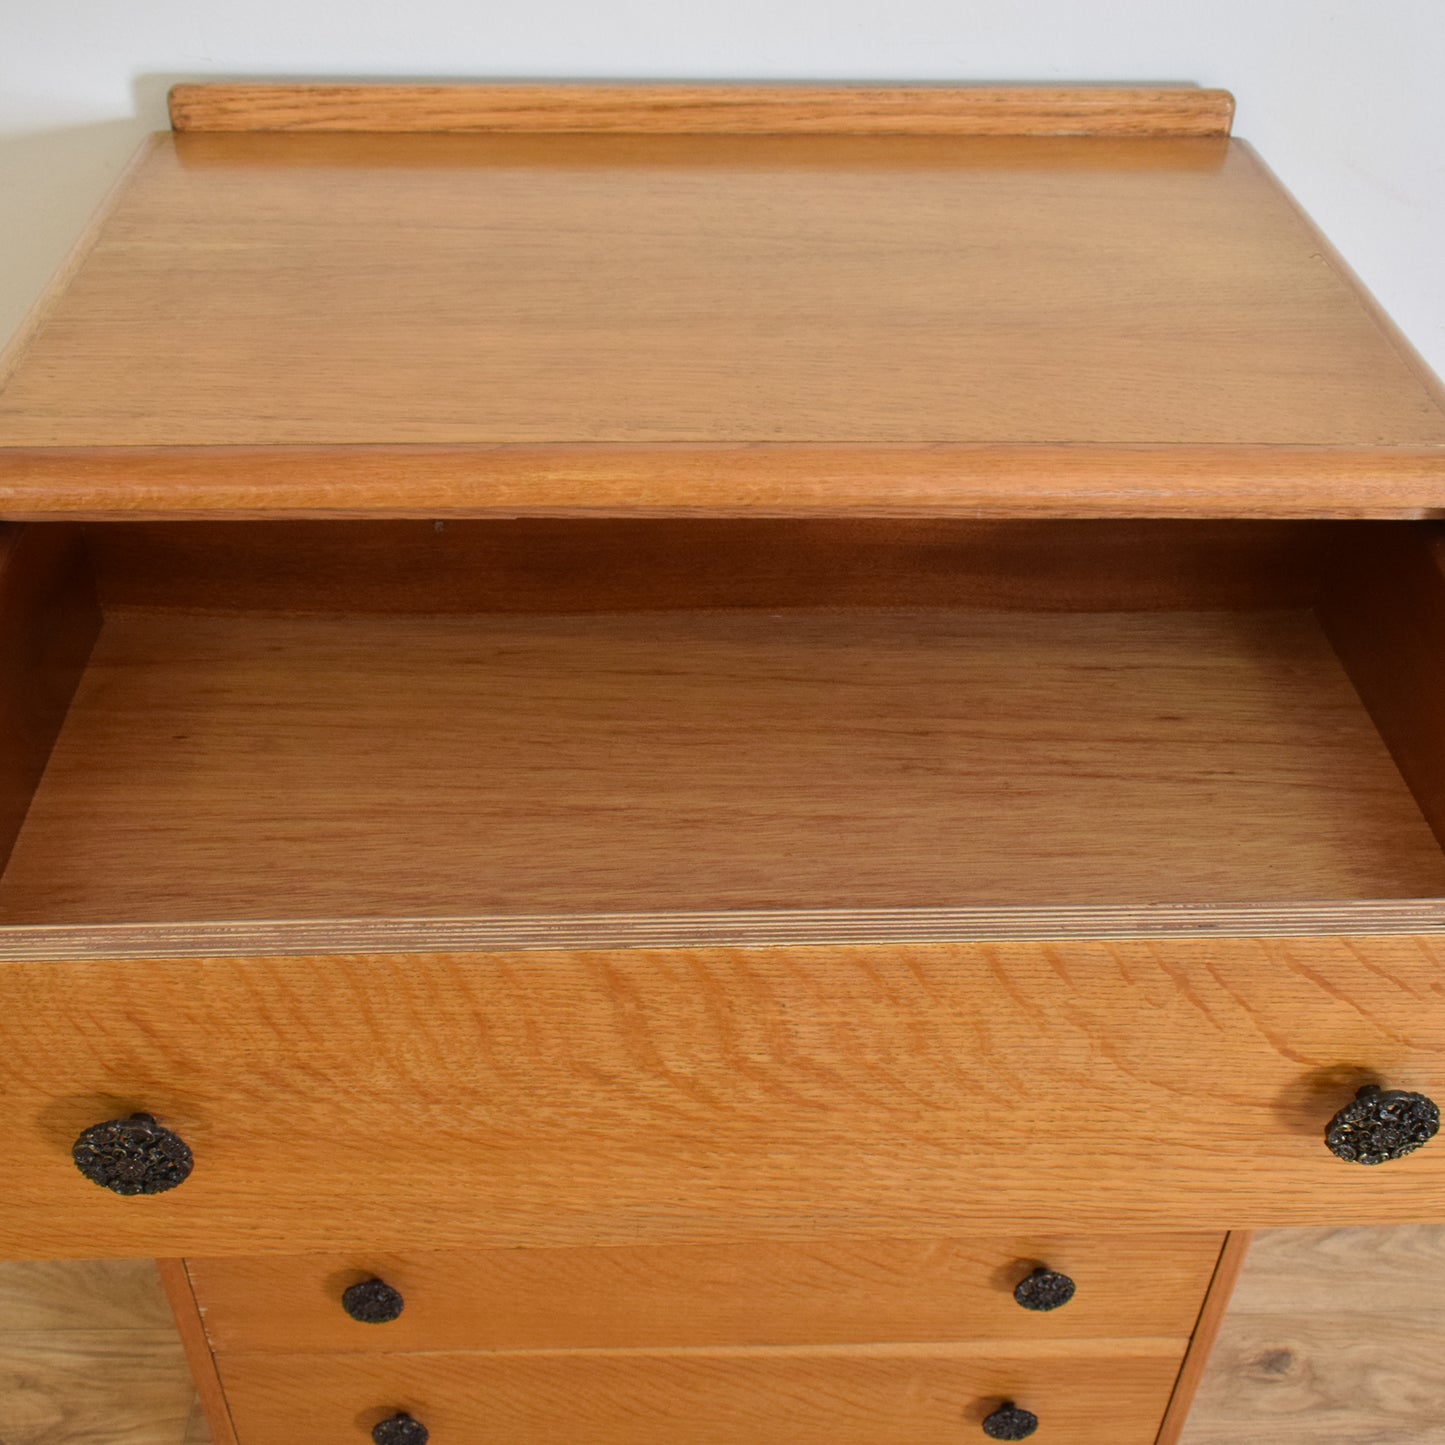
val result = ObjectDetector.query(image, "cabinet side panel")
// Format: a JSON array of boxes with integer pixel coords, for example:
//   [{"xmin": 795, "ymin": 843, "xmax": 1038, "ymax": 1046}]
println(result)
[
  {"xmin": 1318, "ymin": 523, "xmax": 1445, "ymax": 854},
  {"xmin": 157, "ymin": 1258, "xmax": 239, "ymax": 1445},
  {"xmin": 0, "ymin": 524, "xmax": 100, "ymax": 873},
  {"xmin": 1154, "ymin": 1232, "xmax": 1254, "ymax": 1445}
]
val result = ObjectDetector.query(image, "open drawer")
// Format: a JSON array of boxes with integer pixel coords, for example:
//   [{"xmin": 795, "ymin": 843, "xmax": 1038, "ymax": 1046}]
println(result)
[{"xmin": 3, "ymin": 516, "xmax": 1445, "ymax": 1258}]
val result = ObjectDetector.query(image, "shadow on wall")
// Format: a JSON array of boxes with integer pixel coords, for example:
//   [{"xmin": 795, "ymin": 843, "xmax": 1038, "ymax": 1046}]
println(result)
[
  {"xmin": 0, "ymin": 74, "xmax": 242, "ymax": 354},
  {"xmin": 0, "ymin": 119, "xmax": 151, "ymax": 355}
]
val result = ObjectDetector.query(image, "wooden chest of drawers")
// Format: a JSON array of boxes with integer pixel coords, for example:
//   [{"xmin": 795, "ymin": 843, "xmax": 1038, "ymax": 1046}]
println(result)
[{"xmin": 2, "ymin": 79, "xmax": 1444, "ymax": 1443}]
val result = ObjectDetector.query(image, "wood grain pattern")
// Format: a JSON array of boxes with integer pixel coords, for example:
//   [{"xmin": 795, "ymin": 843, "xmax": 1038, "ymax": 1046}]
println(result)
[
  {"xmin": 0, "ymin": 524, "xmax": 101, "ymax": 875},
  {"xmin": 2, "ymin": 130, "xmax": 1443, "ymax": 521},
  {"xmin": 9, "ymin": 901, "xmax": 1445, "ymax": 965},
  {"xmin": 1156, "ymin": 1233, "xmax": 1253, "ymax": 1445},
  {"xmin": 6, "ymin": 445, "xmax": 1445, "ymax": 523},
  {"xmin": 1228, "ymin": 1224, "xmax": 1445, "ymax": 1316},
  {"xmin": 167, "ymin": 83, "xmax": 1236, "ymax": 137},
  {"xmin": 2, "ymin": 1234, "xmax": 1436, "ymax": 1444},
  {"xmin": 184, "ymin": 1233, "xmax": 1222, "ymax": 1354},
  {"xmin": 184, "ymin": 1401, "xmax": 212, "ymax": 1444},
  {"xmin": 0, "ymin": 1330, "xmax": 195, "ymax": 1445},
  {"xmin": 4, "ymin": 937, "xmax": 1445, "ymax": 1258},
  {"xmin": 3, "ymin": 606, "xmax": 1440, "ymax": 925},
  {"xmin": 83, "ymin": 518, "xmax": 1343, "ymax": 616},
  {"xmin": 214, "ymin": 1340, "xmax": 1187, "ymax": 1445},
  {"xmin": 1181, "ymin": 1313, "xmax": 1445, "ymax": 1444},
  {"xmin": 1319, "ymin": 524, "xmax": 1445, "ymax": 855},
  {"xmin": 156, "ymin": 1262, "xmax": 237, "ymax": 1445},
  {"xmin": 0, "ymin": 1258, "xmax": 207, "ymax": 1445},
  {"xmin": 0, "ymin": 1259, "xmax": 173, "ymax": 1334},
  {"xmin": 1242, "ymin": 140, "xmax": 1445, "ymax": 424}
]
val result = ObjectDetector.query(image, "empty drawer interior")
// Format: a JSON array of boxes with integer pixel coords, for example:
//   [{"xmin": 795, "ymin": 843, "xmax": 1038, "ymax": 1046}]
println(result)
[{"xmin": 1, "ymin": 518, "xmax": 1442, "ymax": 926}]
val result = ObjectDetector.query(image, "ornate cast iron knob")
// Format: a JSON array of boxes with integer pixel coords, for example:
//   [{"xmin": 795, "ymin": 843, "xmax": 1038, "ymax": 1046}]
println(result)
[
  {"xmin": 344, "ymin": 1278, "xmax": 406, "ymax": 1324},
  {"xmin": 1325, "ymin": 1085, "xmax": 1440, "ymax": 1165},
  {"xmin": 71, "ymin": 1113, "xmax": 193, "ymax": 1196},
  {"xmin": 1013, "ymin": 1266, "xmax": 1076, "ymax": 1312},
  {"xmin": 983, "ymin": 1402, "xmax": 1039, "ymax": 1440},
  {"xmin": 373, "ymin": 1414, "xmax": 428, "ymax": 1445}
]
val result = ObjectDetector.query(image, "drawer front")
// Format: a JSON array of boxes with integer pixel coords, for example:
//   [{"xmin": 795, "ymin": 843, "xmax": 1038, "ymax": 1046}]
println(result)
[
  {"xmin": 186, "ymin": 1232, "xmax": 1224, "ymax": 1352},
  {"xmin": 216, "ymin": 1341, "xmax": 1188, "ymax": 1445},
  {"xmin": 3, "ymin": 936, "xmax": 1445, "ymax": 1258}
]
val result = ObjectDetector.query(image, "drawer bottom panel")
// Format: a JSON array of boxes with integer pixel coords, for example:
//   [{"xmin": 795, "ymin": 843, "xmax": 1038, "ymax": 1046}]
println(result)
[{"xmin": 215, "ymin": 1340, "xmax": 1189, "ymax": 1444}]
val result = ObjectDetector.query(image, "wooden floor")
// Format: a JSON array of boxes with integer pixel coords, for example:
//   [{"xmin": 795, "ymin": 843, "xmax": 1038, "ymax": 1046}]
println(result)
[
  {"xmin": 1180, "ymin": 1227, "xmax": 1445, "ymax": 1445},
  {"xmin": 0, "ymin": 1259, "xmax": 207, "ymax": 1443},
  {"xmin": 1, "ymin": 1231, "xmax": 1443, "ymax": 1443}
]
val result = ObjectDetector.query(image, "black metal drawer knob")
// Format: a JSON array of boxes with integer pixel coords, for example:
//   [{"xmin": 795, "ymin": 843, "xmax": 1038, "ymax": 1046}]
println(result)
[
  {"xmin": 344, "ymin": 1278, "xmax": 406, "ymax": 1324},
  {"xmin": 71, "ymin": 1113, "xmax": 193, "ymax": 1195},
  {"xmin": 373, "ymin": 1413, "xmax": 428, "ymax": 1445},
  {"xmin": 1325, "ymin": 1085, "xmax": 1440, "ymax": 1165},
  {"xmin": 1013, "ymin": 1266, "xmax": 1075, "ymax": 1312},
  {"xmin": 983, "ymin": 1402, "xmax": 1039, "ymax": 1439}
]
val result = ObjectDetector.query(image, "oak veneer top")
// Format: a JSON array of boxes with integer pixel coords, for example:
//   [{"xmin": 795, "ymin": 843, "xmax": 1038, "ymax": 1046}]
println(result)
[{"xmin": 2, "ymin": 119, "xmax": 1444, "ymax": 515}]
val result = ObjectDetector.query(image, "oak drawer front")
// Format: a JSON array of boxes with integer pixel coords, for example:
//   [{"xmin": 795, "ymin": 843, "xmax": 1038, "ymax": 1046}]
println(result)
[
  {"xmin": 185, "ymin": 1232, "xmax": 1223, "ymax": 1353},
  {"xmin": 216, "ymin": 1340, "xmax": 1188, "ymax": 1445},
  {"xmin": 5, "ymin": 938, "xmax": 1445, "ymax": 1259}
]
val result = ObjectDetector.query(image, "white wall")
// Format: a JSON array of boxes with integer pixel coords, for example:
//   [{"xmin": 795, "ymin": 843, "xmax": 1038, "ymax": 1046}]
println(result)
[{"xmin": 3, "ymin": 1, "xmax": 1443, "ymax": 382}]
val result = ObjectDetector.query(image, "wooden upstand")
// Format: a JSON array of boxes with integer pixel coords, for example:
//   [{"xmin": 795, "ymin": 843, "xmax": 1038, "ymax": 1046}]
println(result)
[{"xmin": 2, "ymin": 81, "xmax": 1444, "ymax": 1444}]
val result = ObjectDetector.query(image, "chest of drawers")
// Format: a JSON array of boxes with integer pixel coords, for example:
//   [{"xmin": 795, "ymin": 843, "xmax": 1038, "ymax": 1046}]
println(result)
[{"xmin": 2, "ymin": 81, "xmax": 1444, "ymax": 1443}]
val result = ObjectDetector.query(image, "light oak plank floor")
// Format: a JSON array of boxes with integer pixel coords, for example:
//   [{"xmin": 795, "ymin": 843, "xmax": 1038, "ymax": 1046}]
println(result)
[
  {"xmin": 0, "ymin": 1259, "xmax": 205, "ymax": 1444},
  {"xmin": 1181, "ymin": 1227, "xmax": 1445, "ymax": 1445},
  {"xmin": 2, "ymin": 1233, "xmax": 1444, "ymax": 1444}
]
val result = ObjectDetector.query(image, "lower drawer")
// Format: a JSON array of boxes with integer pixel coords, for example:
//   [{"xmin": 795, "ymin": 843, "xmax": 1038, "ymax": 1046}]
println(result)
[
  {"xmin": 215, "ymin": 1340, "xmax": 1189, "ymax": 1445},
  {"xmin": 185, "ymin": 1232, "xmax": 1224, "ymax": 1352}
]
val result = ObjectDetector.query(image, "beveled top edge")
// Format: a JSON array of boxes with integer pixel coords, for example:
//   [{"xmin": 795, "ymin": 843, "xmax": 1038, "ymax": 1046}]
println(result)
[{"xmin": 2, "ymin": 443, "xmax": 1444, "ymax": 523}]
